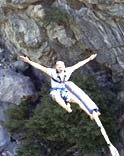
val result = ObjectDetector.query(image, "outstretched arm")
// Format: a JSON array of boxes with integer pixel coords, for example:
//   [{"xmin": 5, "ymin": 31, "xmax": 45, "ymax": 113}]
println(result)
[
  {"xmin": 70, "ymin": 54, "xmax": 97, "ymax": 71},
  {"xmin": 20, "ymin": 56, "xmax": 48, "ymax": 74}
]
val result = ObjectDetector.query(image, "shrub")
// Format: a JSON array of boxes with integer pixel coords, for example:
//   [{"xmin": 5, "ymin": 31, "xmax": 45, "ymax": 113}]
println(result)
[
  {"xmin": 5, "ymin": 73, "xmax": 120, "ymax": 156},
  {"xmin": 43, "ymin": 7, "xmax": 70, "ymax": 26}
]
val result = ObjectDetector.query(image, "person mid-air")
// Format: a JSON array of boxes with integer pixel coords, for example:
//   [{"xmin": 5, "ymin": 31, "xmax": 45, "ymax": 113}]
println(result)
[
  {"xmin": 20, "ymin": 54, "xmax": 100, "ymax": 119},
  {"xmin": 20, "ymin": 54, "xmax": 120, "ymax": 156}
]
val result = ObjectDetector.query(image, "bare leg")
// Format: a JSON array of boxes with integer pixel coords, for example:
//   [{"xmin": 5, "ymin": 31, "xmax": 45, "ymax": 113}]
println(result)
[
  {"xmin": 51, "ymin": 92, "xmax": 72, "ymax": 113},
  {"xmin": 92, "ymin": 111, "xmax": 120, "ymax": 156},
  {"xmin": 70, "ymin": 94, "xmax": 93, "ymax": 119}
]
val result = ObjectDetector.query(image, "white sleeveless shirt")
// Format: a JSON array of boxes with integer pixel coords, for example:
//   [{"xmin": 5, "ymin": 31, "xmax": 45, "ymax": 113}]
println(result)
[{"xmin": 47, "ymin": 67, "xmax": 73, "ymax": 88}]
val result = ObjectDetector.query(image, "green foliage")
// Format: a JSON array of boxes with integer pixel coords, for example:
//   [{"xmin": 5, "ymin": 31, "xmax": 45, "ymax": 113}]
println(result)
[
  {"xmin": 5, "ymin": 73, "xmax": 120, "ymax": 156},
  {"xmin": 43, "ymin": 7, "xmax": 70, "ymax": 26},
  {"xmin": 71, "ymin": 73, "xmax": 119, "ymax": 143},
  {"xmin": 5, "ymin": 100, "xmax": 32, "ymax": 135}
]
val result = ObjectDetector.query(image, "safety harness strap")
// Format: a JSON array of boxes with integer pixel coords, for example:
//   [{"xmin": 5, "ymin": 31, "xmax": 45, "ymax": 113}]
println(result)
[{"xmin": 51, "ymin": 70, "xmax": 67, "ymax": 83}]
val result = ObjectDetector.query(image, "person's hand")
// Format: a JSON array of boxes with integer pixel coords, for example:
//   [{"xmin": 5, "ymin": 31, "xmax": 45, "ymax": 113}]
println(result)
[
  {"xmin": 20, "ymin": 56, "xmax": 30, "ymax": 63},
  {"xmin": 89, "ymin": 53, "xmax": 97, "ymax": 60}
]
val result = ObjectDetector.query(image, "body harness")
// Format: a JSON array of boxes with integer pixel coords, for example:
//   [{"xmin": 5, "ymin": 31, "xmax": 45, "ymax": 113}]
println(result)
[{"xmin": 50, "ymin": 70, "xmax": 70, "ymax": 102}]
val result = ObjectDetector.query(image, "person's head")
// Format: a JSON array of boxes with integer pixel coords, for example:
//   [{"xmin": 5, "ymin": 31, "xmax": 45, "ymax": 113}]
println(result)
[{"xmin": 55, "ymin": 61, "xmax": 65, "ymax": 73}]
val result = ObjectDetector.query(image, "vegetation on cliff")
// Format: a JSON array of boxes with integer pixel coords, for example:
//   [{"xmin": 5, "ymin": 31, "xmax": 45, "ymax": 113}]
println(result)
[{"xmin": 5, "ymin": 73, "xmax": 120, "ymax": 156}]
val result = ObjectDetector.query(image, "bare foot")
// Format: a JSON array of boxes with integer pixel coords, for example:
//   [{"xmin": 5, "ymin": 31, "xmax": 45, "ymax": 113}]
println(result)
[
  {"xmin": 97, "ymin": 112, "xmax": 101, "ymax": 116},
  {"xmin": 90, "ymin": 115, "xmax": 94, "ymax": 120},
  {"xmin": 90, "ymin": 111, "xmax": 101, "ymax": 120},
  {"xmin": 66, "ymin": 103, "xmax": 72, "ymax": 113}
]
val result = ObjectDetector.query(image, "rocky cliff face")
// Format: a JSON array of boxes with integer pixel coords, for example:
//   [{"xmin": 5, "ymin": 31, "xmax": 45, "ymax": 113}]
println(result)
[{"xmin": 0, "ymin": 0, "xmax": 124, "ymax": 155}]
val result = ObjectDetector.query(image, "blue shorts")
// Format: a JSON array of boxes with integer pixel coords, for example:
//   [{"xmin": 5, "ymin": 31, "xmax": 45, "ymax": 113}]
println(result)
[{"xmin": 50, "ymin": 88, "xmax": 71, "ymax": 103}]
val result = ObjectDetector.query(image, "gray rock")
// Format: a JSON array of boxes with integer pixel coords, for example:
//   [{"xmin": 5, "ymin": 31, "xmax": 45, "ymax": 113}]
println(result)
[
  {"xmin": 12, "ymin": 60, "xmax": 29, "ymax": 73},
  {"xmin": 47, "ymin": 23, "xmax": 76, "ymax": 47},
  {"xmin": 0, "ymin": 38, "xmax": 14, "ymax": 66},
  {"xmin": 79, "ymin": 0, "xmax": 116, "ymax": 5},
  {"xmin": 0, "ymin": 0, "xmax": 6, "ymax": 7},
  {"xmin": 8, "ymin": 0, "xmax": 38, "ymax": 5},
  {"xmin": 107, "ymin": 4, "xmax": 124, "ymax": 18},
  {"xmin": 4, "ymin": 13, "xmax": 45, "ymax": 49},
  {"xmin": 71, "ymin": 7, "xmax": 124, "ymax": 82},
  {"xmin": 2, "ymin": 0, "xmax": 39, "ymax": 9},
  {"xmin": 0, "ymin": 125, "xmax": 10, "ymax": 150},
  {"xmin": 0, "ymin": 68, "xmax": 37, "ymax": 105},
  {"xmin": 0, "ymin": 102, "xmax": 9, "ymax": 123},
  {"xmin": 0, "ymin": 7, "xmax": 7, "ymax": 23},
  {"xmin": 26, "ymin": 4, "xmax": 45, "ymax": 21}
]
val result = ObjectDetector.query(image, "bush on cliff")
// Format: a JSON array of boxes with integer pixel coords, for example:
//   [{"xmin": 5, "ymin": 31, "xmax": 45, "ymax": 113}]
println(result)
[{"xmin": 5, "ymin": 73, "xmax": 119, "ymax": 156}]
